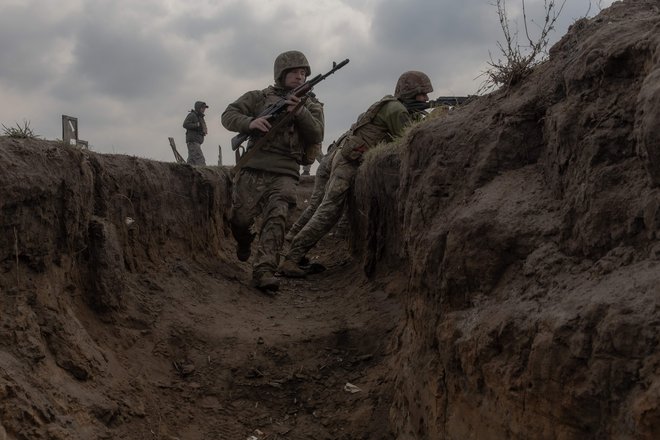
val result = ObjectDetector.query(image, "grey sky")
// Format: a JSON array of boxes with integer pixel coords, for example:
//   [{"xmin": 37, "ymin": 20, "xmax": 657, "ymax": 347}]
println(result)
[{"xmin": 0, "ymin": 0, "xmax": 613, "ymax": 165}]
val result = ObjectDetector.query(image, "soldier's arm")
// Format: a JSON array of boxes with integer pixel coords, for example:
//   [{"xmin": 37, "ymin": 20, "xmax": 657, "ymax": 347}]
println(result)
[
  {"xmin": 182, "ymin": 112, "xmax": 199, "ymax": 130},
  {"xmin": 381, "ymin": 101, "xmax": 412, "ymax": 139},
  {"xmin": 295, "ymin": 100, "xmax": 324, "ymax": 145},
  {"xmin": 221, "ymin": 91, "xmax": 262, "ymax": 134}
]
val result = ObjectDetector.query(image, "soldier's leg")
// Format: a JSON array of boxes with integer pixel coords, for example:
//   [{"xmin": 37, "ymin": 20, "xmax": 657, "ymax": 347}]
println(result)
[
  {"xmin": 332, "ymin": 205, "xmax": 351, "ymax": 239},
  {"xmin": 230, "ymin": 170, "xmax": 262, "ymax": 261},
  {"xmin": 186, "ymin": 142, "xmax": 206, "ymax": 166},
  {"xmin": 286, "ymin": 153, "xmax": 332, "ymax": 241},
  {"xmin": 285, "ymin": 156, "xmax": 358, "ymax": 265},
  {"xmin": 253, "ymin": 174, "xmax": 298, "ymax": 285}
]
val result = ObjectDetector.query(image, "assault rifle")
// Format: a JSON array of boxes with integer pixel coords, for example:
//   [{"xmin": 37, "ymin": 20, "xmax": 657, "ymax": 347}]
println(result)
[
  {"xmin": 407, "ymin": 95, "xmax": 473, "ymax": 113},
  {"xmin": 231, "ymin": 58, "xmax": 350, "ymax": 151},
  {"xmin": 430, "ymin": 96, "xmax": 471, "ymax": 106}
]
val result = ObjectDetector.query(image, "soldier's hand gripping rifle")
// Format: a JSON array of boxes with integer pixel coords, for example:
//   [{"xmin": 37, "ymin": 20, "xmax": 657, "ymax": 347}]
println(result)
[{"xmin": 231, "ymin": 58, "xmax": 350, "ymax": 152}]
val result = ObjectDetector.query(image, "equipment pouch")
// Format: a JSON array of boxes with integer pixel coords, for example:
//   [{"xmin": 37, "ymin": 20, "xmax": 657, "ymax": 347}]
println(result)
[{"xmin": 340, "ymin": 136, "xmax": 366, "ymax": 162}]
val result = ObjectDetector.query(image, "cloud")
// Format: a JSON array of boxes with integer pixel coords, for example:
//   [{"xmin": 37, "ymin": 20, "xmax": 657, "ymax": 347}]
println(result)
[
  {"xmin": 0, "ymin": 0, "xmax": 615, "ymax": 164},
  {"xmin": 372, "ymin": 0, "xmax": 498, "ymax": 48},
  {"xmin": 0, "ymin": 3, "xmax": 76, "ymax": 91},
  {"xmin": 69, "ymin": 2, "xmax": 185, "ymax": 100}
]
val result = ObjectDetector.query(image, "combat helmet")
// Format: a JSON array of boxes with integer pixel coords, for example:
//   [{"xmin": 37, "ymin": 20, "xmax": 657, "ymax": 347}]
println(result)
[
  {"xmin": 274, "ymin": 50, "xmax": 311, "ymax": 86},
  {"xmin": 394, "ymin": 71, "xmax": 434, "ymax": 99}
]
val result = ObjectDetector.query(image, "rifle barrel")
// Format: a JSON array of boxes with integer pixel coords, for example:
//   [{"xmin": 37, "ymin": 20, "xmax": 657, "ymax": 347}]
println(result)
[{"xmin": 434, "ymin": 96, "xmax": 468, "ymax": 105}]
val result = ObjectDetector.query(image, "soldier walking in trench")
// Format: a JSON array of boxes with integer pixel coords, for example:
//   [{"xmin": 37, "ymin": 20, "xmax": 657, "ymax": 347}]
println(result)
[
  {"xmin": 279, "ymin": 71, "xmax": 433, "ymax": 277},
  {"xmin": 221, "ymin": 50, "xmax": 325, "ymax": 292}
]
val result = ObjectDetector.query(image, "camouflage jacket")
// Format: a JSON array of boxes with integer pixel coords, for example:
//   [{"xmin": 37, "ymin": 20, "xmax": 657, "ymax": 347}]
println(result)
[{"xmin": 221, "ymin": 85, "xmax": 324, "ymax": 178}]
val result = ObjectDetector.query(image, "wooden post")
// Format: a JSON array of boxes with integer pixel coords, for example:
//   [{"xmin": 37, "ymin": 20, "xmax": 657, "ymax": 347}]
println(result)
[{"xmin": 168, "ymin": 137, "xmax": 186, "ymax": 164}]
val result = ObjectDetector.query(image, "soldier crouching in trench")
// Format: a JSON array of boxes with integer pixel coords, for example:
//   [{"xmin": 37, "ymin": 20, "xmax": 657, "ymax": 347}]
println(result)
[
  {"xmin": 221, "ymin": 50, "xmax": 324, "ymax": 292},
  {"xmin": 279, "ymin": 71, "xmax": 434, "ymax": 277}
]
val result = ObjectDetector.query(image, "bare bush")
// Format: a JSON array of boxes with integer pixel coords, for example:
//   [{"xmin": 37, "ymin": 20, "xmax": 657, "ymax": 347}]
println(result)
[{"xmin": 479, "ymin": 0, "xmax": 566, "ymax": 93}]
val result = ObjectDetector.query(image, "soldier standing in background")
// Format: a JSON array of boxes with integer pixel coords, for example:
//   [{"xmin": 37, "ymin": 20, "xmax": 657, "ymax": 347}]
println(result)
[
  {"xmin": 221, "ymin": 50, "xmax": 324, "ymax": 292},
  {"xmin": 279, "ymin": 71, "xmax": 433, "ymax": 277},
  {"xmin": 183, "ymin": 101, "xmax": 209, "ymax": 165}
]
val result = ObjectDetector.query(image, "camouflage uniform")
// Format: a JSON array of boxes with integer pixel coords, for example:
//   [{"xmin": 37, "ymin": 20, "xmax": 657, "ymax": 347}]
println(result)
[
  {"xmin": 285, "ymin": 135, "xmax": 344, "ymax": 241},
  {"xmin": 281, "ymin": 71, "xmax": 433, "ymax": 273},
  {"xmin": 221, "ymin": 51, "xmax": 324, "ymax": 290},
  {"xmin": 183, "ymin": 101, "xmax": 208, "ymax": 165}
]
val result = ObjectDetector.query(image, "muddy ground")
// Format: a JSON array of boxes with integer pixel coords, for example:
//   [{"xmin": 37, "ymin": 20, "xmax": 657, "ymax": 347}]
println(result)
[{"xmin": 0, "ymin": 152, "xmax": 403, "ymax": 439}]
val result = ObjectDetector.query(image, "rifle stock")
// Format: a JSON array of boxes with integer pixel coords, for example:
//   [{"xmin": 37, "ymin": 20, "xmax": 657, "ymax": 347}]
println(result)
[
  {"xmin": 231, "ymin": 132, "xmax": 249, "ymax": 150},
  {"xmin": 231, "ymin": 58, "xmax": 349, "ymax": 151}
]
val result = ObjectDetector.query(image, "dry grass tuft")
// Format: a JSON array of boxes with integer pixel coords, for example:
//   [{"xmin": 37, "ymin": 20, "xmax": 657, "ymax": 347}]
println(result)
[
  {"xmin": 479, "ymin": 0, "xmax": 566, "ymax": 93},
  {"xmin": 2, "ymin": 120, "xmax": 40, "ymax": 139}
]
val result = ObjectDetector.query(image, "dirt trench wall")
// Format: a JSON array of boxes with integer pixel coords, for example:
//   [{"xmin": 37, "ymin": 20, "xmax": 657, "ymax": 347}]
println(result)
[
  {"xmin": 354, "ymin": 1, "xmax": 660, "ymax": 439},
  {"xmin": 0, "ymin": 139, "xmax": 233, "ymax": 437},
  {"xmin": 0, "ymin": 139, "xmax": 232, "ymax": 300},
  {"xmin": 354, "ymin": 145, "xmax": 404, "ymax": 277}
]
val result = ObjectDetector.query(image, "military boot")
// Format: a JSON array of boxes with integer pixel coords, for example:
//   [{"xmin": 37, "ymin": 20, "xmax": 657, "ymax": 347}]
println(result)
[
  {"xmin": 278, "ymin": 258, "xmax": 307, "ymax": 278},
  {"xmin": 236, "ymin": 240, "xmax": 251, "ymax": 262},
  {"xmin": 253, "ymin": 271, "xmax": 279, "ymax": 292}
]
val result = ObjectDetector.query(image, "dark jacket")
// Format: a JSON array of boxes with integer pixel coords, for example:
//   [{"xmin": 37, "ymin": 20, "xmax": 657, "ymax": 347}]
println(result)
[{"xmin": 183, "ymin": 101, "xmax": 208, "ymax": 144}]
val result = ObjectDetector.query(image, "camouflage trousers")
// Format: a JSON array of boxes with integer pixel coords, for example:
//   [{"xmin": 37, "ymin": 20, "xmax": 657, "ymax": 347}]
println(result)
[
  {"xmin": 231, "ymin": 168, "xmax": 297, "ymax": 275},
  {"xmin": 287, "ymin": 150, "xmax": 336, "ymax": 239},
  {"xmin": 186, "ymin": 142, "xmax": 206, "ymax": 166},
  {"xmin": 286, "ymin": 150, "xmax": 358, "ymax": 263}
]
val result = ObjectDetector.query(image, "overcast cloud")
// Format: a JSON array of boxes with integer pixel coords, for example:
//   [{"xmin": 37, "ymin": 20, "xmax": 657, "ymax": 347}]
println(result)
[{"xmin": 0, "ymin": 0, "xmax": 613, "ymax": 165}]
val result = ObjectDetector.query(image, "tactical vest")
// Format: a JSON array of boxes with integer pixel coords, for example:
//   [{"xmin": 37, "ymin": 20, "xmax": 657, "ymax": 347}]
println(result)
[
  {"xmin": 247, "ymin": 87, "xmax": 317, "ymax": 163},
  {"xmin": 340, "ymin": 95, "xmax": 399, "ymax": 161}
]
